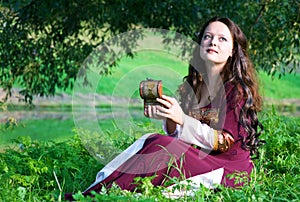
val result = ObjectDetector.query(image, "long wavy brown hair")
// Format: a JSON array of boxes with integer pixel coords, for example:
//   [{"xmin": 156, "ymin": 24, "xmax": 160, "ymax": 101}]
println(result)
[{"xmin": 178, "ymin": 16, "xmax": 265, "ymax": 157}]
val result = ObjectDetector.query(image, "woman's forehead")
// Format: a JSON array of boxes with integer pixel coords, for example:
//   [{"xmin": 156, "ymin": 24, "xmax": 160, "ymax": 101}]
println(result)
[{"xmin": 204, "ymin": 21, "xmax": 232, "ymax": 37}]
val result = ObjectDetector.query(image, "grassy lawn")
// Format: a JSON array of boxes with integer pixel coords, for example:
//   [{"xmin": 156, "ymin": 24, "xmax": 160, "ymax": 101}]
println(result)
[
  {"xmin": 0, "ymin": 110, "xmax": 299, "ymax": 201},
  {"xmin": 259, "ymin": 70, "xmax": 300, "ymax": 99},
  {"xmin": 71, "ymin": 50, "xmax": 187, "ymax": 99},
  {"xmin": 71, "ymin": 50, "xmax": 300, "ymax": 100}
]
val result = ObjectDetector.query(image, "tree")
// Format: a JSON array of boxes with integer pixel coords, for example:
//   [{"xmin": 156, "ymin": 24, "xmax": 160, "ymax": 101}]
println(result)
[{"xmin": 0, "ymin": 0, "xmax": 299, "ymax": 103}]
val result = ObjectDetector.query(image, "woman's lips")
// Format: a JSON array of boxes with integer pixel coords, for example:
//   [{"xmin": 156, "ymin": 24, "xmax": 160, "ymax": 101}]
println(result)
[{"xmin": 207, "ymin": 48, "xmax": 218, "ymax": 53}]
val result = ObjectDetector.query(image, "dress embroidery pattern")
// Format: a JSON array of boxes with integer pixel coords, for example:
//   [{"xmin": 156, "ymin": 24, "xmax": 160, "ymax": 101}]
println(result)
[
  {"xmin": 189, "ymin": 108, "xmax": 234, "ymax": 152},
  {"xmin": 189, "ymin": 108, "xmax": 219, "ymax": 127}
]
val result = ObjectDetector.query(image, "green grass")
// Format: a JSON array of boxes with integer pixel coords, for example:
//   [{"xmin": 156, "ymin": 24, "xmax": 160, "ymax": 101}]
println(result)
[
  {"xmin": 71, "ymin": 50, "xmax": 300, "ymax": 100},
  {"xmin": 0, "ymin": 110, "xmax": 299, "ymax": 201},
  {"xmin": 71, "ymin": 50, "xmax": 187, "ymax": 98},
  {"xmin": 9, "ymin": 49, "xmax": 300, "ymax": 100},
  {"xmin": 259, "ymin": 70, "xmax": 300, "ymax": 99}
]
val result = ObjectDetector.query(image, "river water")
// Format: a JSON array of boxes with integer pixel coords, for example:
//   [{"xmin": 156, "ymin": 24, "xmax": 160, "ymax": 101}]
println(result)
[{"xmin": 1, "ymin": 93, "xmax": 299, "ymax": 148}]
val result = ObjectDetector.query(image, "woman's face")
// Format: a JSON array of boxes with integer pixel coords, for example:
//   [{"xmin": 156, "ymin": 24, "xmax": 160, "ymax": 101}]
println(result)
[{"xmin": 200, "ymin": 21, "xmax": 233, "ymax": 69}]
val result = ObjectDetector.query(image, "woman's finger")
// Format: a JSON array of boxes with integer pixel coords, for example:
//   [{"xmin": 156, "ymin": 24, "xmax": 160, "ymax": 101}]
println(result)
[
  {"xmin": 147, "ymin": 105, "xmax": 153, "ymax": 117},
  {"xmin": 156, "ymin": 105, "xmax": 169, "ymax": 113},
  {"xmin": 161, "ymin": 95, "xmax": 176, "ymax": 105},
  {"xmin": 156, "ymin": 98, "xmax": 171, "ymax": 108},
  {"xmin": 156, "ymin": 95, "xmax": 178, "ymax": 109}
]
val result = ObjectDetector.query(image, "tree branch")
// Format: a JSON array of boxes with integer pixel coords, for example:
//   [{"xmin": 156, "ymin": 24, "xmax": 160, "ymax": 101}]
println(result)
[{"xmin": 250, "ymin": 0, "xmax": 270, "ymax": 34}]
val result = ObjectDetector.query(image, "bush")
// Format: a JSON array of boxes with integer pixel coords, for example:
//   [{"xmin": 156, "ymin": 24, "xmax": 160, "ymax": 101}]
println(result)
[
  {"xmin": 0, "ymin": 135, "xmax": 101, "ymax": 201},
  {"xmin": 0, "ymin": 110, "xmax": 299, "ymax": 201}
]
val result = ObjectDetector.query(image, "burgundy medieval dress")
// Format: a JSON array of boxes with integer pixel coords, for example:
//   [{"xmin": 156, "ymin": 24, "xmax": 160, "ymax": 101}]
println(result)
[{"xmin": 65, "ymin": 82, "xmax": 253, "ymax": 200}]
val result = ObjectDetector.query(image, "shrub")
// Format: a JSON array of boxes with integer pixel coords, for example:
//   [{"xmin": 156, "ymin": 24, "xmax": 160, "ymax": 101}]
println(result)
[
  {"xmin": 0, "ymin": 110, "xmax": 299, "ymax": 201},
  {"xmin": 0, "ymin": 135, "xmax": 101, "ymax": 201}
]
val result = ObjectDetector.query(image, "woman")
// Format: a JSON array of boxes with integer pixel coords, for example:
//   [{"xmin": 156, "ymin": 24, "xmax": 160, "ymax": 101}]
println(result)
[{"xmin": 66, "ymin": 16, "xmax": 264, "ymax": 200}]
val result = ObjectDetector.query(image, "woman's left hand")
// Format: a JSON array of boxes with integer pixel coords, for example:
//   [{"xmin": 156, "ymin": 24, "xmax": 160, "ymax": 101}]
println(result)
[{"xmin": 156, "ymin": 95, "xmax": 185, "ymax": 126}]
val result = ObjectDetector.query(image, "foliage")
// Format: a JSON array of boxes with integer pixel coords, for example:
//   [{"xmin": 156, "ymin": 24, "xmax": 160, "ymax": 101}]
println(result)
[
  {"xmin": 0, "ymin": 110, "xmax": 299, "ymax": 201},
  {"xmin": 259, "ymin": 107, "xmax": 300, "ymax": 175},
  {"xmin": 0, "ymin": 135, "xmax": 102, "ymax": 201},
  {"xmin": 0, "ymin": 0, "xmax": 299, "ymax": 103}
]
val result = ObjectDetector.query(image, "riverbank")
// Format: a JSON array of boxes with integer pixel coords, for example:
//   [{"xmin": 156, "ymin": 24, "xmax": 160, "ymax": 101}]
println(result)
[{"xmin": 1, "ymin": 88, "xmax": 300, "ymax": 122}]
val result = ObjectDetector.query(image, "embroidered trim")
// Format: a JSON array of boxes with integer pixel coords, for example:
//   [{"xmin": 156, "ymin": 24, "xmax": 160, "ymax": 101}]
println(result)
[
  {"xmin": 213, "ymin": 130, "xmax": 234, "ymax": 152},
  {"xmin": 213, "ymin": 130, "xmax": 219, "ymax": 150},
  {"xmin": 189, "ymin": 108, "xmax": 219, "ymax": 127}
]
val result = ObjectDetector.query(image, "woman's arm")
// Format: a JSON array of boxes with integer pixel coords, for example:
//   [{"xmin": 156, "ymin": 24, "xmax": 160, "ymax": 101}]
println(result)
[{"xmin": 155, "ymin": 95, "xmax": 235, "ymax": 152}]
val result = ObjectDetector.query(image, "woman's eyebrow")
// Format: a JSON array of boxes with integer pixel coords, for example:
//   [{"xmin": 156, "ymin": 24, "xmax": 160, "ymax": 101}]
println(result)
[{"xmin": 204, "ymin": 31, "xmax": 230, "ymax": 37}]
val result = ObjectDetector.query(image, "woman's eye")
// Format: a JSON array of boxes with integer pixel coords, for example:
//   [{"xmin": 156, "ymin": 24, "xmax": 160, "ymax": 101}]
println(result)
[
  {"xmin": 203, "ymin": 35, "xmax": 211, "ymax": 40},
  {"xmin": 220, "ymin": 37, "xmax": 227, "ymax": 42}
]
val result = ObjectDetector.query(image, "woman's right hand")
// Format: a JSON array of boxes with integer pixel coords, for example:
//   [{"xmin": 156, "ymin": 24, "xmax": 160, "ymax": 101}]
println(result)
[
  {"xmin": 148, "ymin": 95, "xmax": 185, "ymax": 126},
  {"xmin": 147, "ymin": 105, "xmax": 166, "ymax": 120},
  {"xmin": 156, "ymin": 95, "xmax": 185, "ymax": 126}
]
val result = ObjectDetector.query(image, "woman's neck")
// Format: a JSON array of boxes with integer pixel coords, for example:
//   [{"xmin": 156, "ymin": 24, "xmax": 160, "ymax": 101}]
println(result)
[{"xmin": 205, "ymin": 63, "xmax": 223, "ymax": 90}]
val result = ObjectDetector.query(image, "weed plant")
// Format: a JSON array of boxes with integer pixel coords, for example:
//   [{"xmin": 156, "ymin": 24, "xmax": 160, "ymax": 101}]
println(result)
[{"xmin": 0, "ymin": 109, "xmax": 299, "ymax": 201}]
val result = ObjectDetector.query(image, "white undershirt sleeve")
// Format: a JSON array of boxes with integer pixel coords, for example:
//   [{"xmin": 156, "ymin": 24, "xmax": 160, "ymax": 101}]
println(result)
[
  {"xmin": 163, "ymin": 115, "xmax": 217, "ymax": 150},
  {"xmin": 179, "ymin": 114, "xmax": 217, "ymax": 150}
]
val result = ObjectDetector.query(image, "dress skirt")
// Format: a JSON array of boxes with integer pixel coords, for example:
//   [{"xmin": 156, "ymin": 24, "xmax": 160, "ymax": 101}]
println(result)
[{"xmin": 78, "ymin": 133, "xmax": 253, "ymax": 198}]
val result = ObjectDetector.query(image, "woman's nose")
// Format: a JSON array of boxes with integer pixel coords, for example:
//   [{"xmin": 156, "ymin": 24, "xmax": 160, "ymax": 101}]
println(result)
[{"xmin": 210, "ymin": 36, "xmax": 217, "ymax": 46}]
